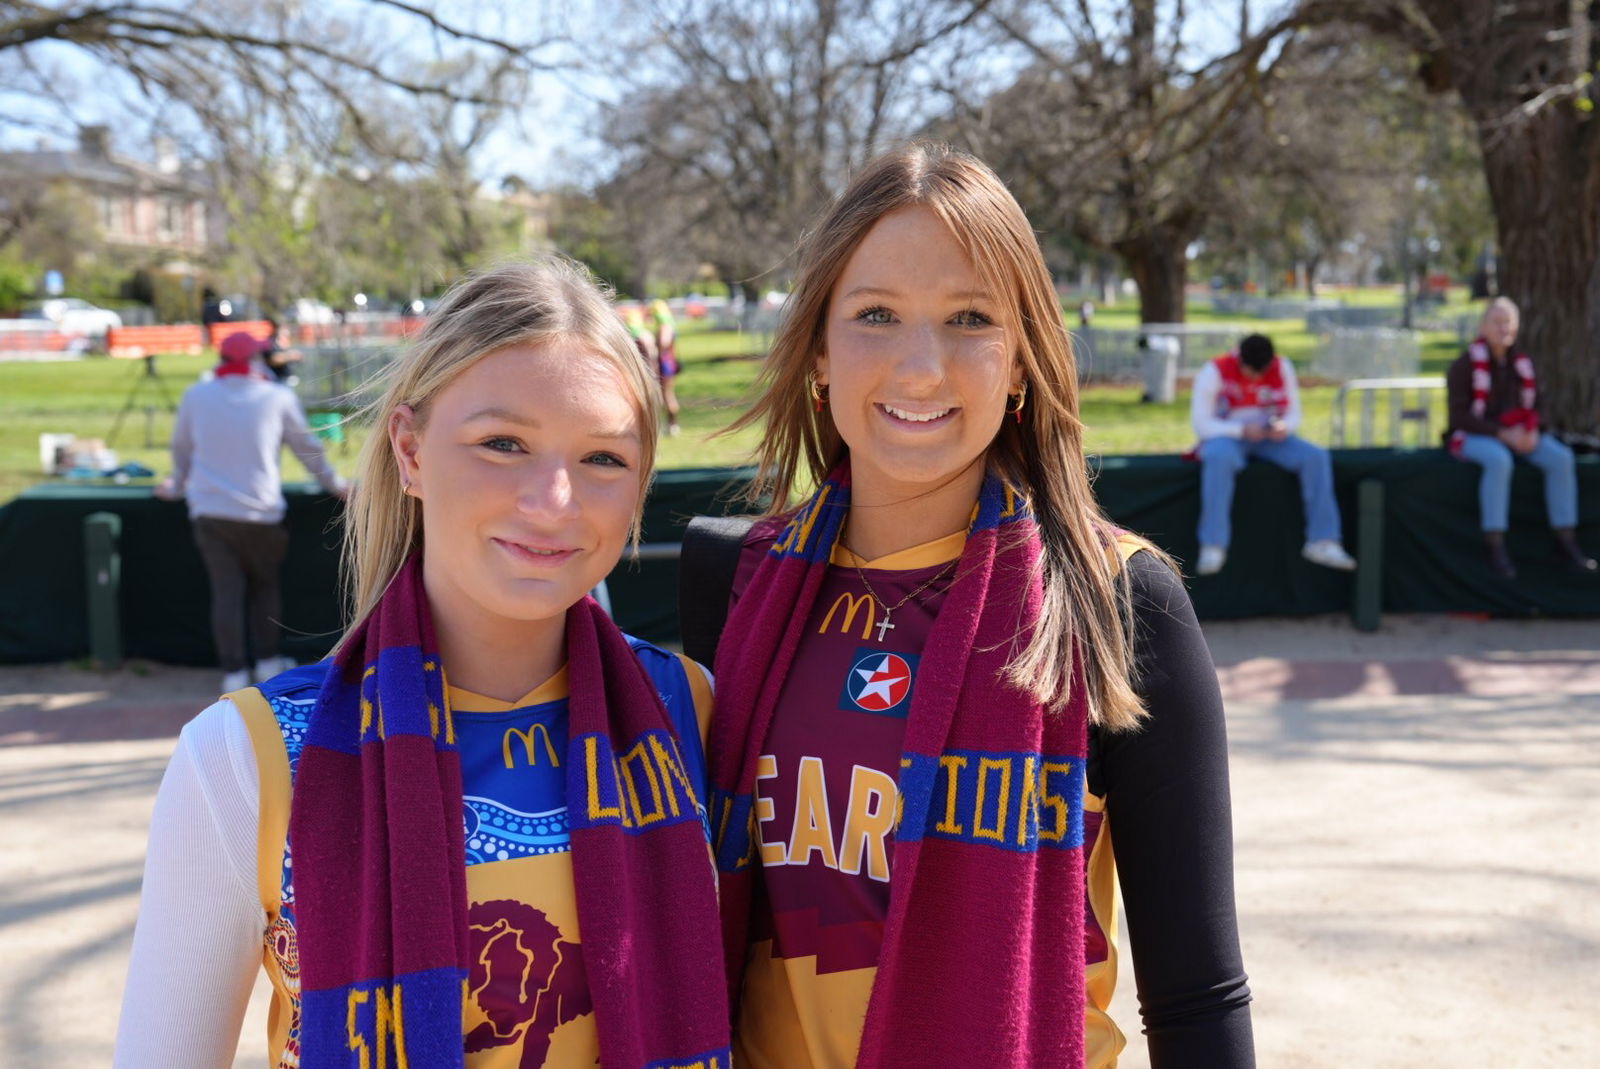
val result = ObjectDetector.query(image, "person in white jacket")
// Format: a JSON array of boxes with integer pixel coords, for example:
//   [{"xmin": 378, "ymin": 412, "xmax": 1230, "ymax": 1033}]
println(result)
[
  {"xmin": 155, "ymin": 331, "xmax": 348, "ymax": 690},
  {"xmin": 1190, "ymin": 333, "xmax": 1356, "ymax": 576}
]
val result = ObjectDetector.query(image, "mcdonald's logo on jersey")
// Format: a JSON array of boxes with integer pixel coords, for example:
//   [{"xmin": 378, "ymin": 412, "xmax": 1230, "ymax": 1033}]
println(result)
[
  {"xmin": 818, "ymin": 591, "xmax": 877, "ymax": 639},
  {"xmin": 503, "ymin": 723, "xmax": 561, "ymax": 769}
]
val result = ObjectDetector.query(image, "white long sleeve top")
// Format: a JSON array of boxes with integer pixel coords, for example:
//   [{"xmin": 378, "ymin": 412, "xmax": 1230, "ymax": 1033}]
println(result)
[
  {"xmin": 1189, "ymin": 358, "xmax": 1303, "ymax": 440},
  {"xmin": 113, "ymin": 701, "xmax": 264, "ymax": 1067},
  {"xmin": 170, "ymin": 377, "xmax": 346, "ymax": 524}
]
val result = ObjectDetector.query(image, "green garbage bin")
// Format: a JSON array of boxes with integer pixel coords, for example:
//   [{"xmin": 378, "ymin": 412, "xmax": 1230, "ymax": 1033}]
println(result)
[{"xmin": 308, "ymin": 410, "xmax": 345, "ymax": 444}]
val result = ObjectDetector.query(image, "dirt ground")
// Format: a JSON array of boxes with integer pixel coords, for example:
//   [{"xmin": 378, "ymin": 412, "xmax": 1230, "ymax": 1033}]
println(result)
[{"xmin": 2, "ymin": 613, "xmax": 1597, "ymax": 1067}]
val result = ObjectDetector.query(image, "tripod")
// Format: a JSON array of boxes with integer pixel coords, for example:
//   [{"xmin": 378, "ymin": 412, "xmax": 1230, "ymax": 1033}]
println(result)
[{"xmin": 107, "ymin": 354, "xmax": 178, "ymax": 448}]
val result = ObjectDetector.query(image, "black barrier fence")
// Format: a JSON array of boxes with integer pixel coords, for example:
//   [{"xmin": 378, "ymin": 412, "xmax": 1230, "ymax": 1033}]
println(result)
[{"xmin": 2, "ymin": 451, "xmax": 1596, "ymax": 667}]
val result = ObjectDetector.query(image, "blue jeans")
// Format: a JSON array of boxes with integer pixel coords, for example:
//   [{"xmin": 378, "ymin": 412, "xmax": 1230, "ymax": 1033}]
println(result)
[
  {"xmin": 1454, "ymin": 432, "xmax": 1578, "ymax": 531},
  {"xmin": 1197, "ymin": 435, "xmax": 1343, "ymax": 549}
]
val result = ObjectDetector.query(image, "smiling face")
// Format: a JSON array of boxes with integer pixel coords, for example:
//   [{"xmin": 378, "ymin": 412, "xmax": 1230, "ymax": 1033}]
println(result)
[
  {"xmin": 389, "ymin": 340, "xmax": 644, "ymax": 642},
  {"xmin": 817, "ymin": 205, "xmax": 1020, "ymax": 508}
]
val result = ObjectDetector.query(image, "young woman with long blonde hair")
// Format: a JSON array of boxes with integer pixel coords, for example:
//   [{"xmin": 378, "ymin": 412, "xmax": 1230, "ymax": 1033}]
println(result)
[
  {"xmin": 117, "ymin": 259, "xmax": 730, "ymax": 1068},
  {"xmin": 699, "ymin": 144, "xmax": 1253, "ymax": 1067}
]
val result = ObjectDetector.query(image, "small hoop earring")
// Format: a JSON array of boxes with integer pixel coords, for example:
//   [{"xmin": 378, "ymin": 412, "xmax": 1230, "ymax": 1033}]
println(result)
[
  {"xmin": 1007, "ymin": 382, "xmax": 1028, "ymax": 423},
  {"xmin": 400, "ymin": 476, "xmax": 412, "ymax": 495},
  {"xmin": 807, "ymin": 370, "xmax": 829, "ymax": 413}
]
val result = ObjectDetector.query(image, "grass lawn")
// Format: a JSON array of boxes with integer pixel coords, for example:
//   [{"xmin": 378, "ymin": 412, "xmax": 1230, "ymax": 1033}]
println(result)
[{"xmin": 0, "ymin": 287, "xmax": 1487, "ymax": 505}]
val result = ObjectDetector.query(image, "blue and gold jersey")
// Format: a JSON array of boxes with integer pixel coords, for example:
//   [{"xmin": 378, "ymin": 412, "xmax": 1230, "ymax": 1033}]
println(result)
[{"xmin": 236, "ymin": 639, "xmax": 713, "ymax": 1069}]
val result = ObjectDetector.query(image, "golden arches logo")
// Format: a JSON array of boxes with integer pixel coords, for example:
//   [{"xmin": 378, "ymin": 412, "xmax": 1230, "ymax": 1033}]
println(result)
[
  {"xmin": 502, "ymin": 724, "xmax": 560, "ymax": 769},
  {"xmin": 819, "ymin": 591, "xmax": 876, "ymax": 639}
]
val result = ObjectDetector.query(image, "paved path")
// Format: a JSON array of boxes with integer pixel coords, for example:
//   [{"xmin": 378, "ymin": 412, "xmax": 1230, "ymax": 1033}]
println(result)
[{"xmin": 3, "ymin": 614, "xmax": 1597, "ymax": 1067}]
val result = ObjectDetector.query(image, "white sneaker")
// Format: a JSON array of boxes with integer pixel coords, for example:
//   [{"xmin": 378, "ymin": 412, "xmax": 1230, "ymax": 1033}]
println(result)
[
  {"xmin": 1303, "ymin": 539, "xmax": 1358, "ymax": 571},
  {"xmin": 1196, "ymin": 545, "xmax": 1227, "ymax": 576},
  {"xmin": 253, "ymin": 656, "xmax": 296, "ymax": 681},
  {"xmin": 221, "ymin": 668, "xmax": 252, "ymax": 693}
]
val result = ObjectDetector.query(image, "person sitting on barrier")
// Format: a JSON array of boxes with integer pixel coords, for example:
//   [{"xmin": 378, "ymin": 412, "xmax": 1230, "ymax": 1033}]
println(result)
[
  {"xmin": 1446, "ymin": 297, "xmax": 1595, "ymax": 578},
  {"xmin": 1191, "ymin": 333, "xmax": 1357, "ymax": 576},
  {"xmin": 119, "ymin": 259, "xmax": 731, "ymax": 1068}
]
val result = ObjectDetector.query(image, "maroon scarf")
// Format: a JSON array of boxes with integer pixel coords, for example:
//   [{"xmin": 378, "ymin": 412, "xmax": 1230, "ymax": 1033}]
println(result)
[
  {"xmin": 707, "ymin": 469, "xmax": 1091, "ymax": 1067},
  {"xmin": 289, "ymin": 554, "xmax": 730, "ymax": 1067}
]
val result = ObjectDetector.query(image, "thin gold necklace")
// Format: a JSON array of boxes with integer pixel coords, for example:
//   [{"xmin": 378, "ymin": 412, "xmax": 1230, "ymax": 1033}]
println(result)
[{"xmin": 842, "ymin": 546, "xmax": 960, "ymax": 643}]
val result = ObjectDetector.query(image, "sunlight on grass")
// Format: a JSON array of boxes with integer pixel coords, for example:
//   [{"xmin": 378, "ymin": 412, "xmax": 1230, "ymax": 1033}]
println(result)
[{"xmin": 0, "ymin": 289, "xmax": 1485, "ymax": 504}]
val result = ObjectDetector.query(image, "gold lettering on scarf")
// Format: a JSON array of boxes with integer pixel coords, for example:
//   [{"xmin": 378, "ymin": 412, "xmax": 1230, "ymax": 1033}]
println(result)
[
  {"xmin": 1016, "ymin": 755, "xmax": 1041, "ymax": 846},
  {"xmin": 936, "ymin": 754, "xmax": 968, "ymax": 835},
  {"xmin": 1038, "ymin": 760, "xmax": 1073, "ymax": 843},
  {"xmin": 972, "ymin": 758, "xmax": 1013, "ymax": 842},
  {"xmin": 359, "ymin": 666, "xmax": 377, "ymax": 738},
  {"xmin": 502, "ymin": 724, "xmax": 560, "ymax": 769},
  {"xmin": 584, "ymin": 735, "xmax": 625, "ymax": 823},
  {"xmin": 819, "ymin": 591, "xmax": 876, "ymax": 638},
  {"xmin": 346, "ymin": 984, "xmax": 408, "ymax": 1068},
  {"xmin": 648, "ymin": 733, "xmax": 691, "ymax": 816},
  {"xmin": 620, "ymin": 738, "xmax": 669, "ymax": 826},
  {"xmin": 777, "ymin": 483, "xmax": 833, "ymax": 555}
]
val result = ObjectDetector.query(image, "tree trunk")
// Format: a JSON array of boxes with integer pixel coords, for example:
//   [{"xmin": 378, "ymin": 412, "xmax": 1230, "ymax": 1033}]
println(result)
[
  {"xmin": 1475, "ymin": 117, "xmax": 1600, "ymax": 436},
  {"xmin": 1118, "ymin": 236, "xmax": 1189, "ymax": 323}
]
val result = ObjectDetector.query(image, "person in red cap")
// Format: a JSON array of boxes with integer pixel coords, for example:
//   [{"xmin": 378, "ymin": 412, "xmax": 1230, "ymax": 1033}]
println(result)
[{"xmin": 156, "ymin": 330, "xmax": 348, "ymax": 690}]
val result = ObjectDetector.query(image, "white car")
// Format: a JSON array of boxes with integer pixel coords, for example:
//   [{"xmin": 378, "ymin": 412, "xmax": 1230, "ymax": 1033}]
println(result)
[
  {"xmin": 288, "ymin": 298, "xmax": 337, "ymax": 326},
  {"xmin": 23, "ymin": 298, "xmax": 123, "ymax": 337}
]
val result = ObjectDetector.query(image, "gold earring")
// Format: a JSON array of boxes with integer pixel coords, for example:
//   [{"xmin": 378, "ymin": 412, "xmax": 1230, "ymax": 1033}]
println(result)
[
  {"xmin": 1007, "ymin": 382, "xmax": 1028, "ymax": 423},
  {"xmin": 807, "ymin": 370, "xmax": 829, "ymax": 412}
]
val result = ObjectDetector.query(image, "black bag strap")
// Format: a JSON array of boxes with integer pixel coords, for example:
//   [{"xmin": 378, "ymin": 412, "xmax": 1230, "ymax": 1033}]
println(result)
[{"xmin": 678, "ymin": 514, "xmax": 757, "ymax": 667}]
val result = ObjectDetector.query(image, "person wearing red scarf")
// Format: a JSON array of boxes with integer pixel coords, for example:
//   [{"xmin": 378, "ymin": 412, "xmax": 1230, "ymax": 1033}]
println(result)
[
  {"xmin": 1446, "ymin": 298, "xmax": 1594, "ymax": 578},
  {"xmin": 1190, "ymin": 333, "xmax": 1356, "ymax": 576}
]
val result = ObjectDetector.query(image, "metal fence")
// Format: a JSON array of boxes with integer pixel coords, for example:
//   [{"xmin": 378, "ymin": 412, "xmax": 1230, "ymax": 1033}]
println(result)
[
  {"xmin": 293, "ymin": 342, "xmax": 402, "ymax": 411},
  {"xmin": 1309, "ymin": 328, "xmax": 1422, "ymax": 380},
  {"xmin": 1209, "ymin": 295, "xmax": 1344, "ymax": 319},
  {"xmin": 1331, "ymin": 376, "xmax": 1448, "ymax": 447},
  {"xmin": 1072, "ymin": 323, "xmax": 1257, "ymax": 384}
]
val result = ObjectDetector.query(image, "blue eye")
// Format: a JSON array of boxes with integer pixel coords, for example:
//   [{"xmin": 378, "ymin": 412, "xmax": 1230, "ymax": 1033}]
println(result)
[
  {"xmin": 480, "ymin": 436, "xmax": 522, "ymax": 453},
  {"xmin": 952, "ymin": 309, "xmax": 993, "ymax": 327},
  {"xmin": 585, "ymin": 452, "xmax": 631, "ymax": 470},
  {"xmin": 854, "ymin": 306, "xmax": 894, "ymax": 325}
]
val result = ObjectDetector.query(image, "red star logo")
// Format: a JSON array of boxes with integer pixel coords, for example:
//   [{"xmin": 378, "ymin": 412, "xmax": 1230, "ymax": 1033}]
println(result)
[{"xmin": 850, "ymin": 653, "xmax": 913, "ymax": 711}]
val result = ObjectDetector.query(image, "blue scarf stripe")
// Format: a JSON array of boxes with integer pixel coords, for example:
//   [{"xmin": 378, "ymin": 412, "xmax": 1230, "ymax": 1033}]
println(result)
[
  {"xmin": 566, "ymin": 730, "xmax": 708, "ymax": 835},
  {"xmin": 301, "ymin": 965, "xmax": 468, "ymax": 1068},
  {"xmin": 973, "ymin": 478, "xmax": 1034, "ymax": 532},
  {"xmin": 644, "ymin": 1047, "xmax": 736, "ymax": 1069},
  {"xmin": 709, "ymin": 788, "xmax": 755, "ymax": 873},
  {"xmin": 302, "ymin": 645, "xmax": 456, "ymax": 754},
  {"xmin": 767, "ymin": 479, "xmax": 850, "ymax": 563},
  {"xmin": 900, "ymin": 750, "xmax": 1086, "ymax": 853},
  {"xmin": 366, "ymin": 645, "xmax": 452, "ymax": 744}
]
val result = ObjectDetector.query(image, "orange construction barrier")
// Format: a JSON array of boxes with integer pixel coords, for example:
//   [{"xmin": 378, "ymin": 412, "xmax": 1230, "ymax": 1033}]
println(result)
[
  {"xmin": 207, "ymin": 320, "xmax": 274, "ymax": 348},
  {"xmin": 106, "ymin": 324, "xmax": 207, "ymax": 359}
]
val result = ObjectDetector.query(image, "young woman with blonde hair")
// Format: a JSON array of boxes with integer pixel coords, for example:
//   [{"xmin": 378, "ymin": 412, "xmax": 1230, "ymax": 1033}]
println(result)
[
  {"xmin": 117, "ymin": 258, "xmax": 730, "ymax": 1068},
  {"xmin": 698, "ymin": 143, "xmax": 1253, "ymax": 1067}
]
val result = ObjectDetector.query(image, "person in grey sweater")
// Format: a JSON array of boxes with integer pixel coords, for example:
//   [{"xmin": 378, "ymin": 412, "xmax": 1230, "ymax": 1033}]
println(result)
[{"xmin": 155, "ymin": 332, "xmax": 348, "ymax": 689}]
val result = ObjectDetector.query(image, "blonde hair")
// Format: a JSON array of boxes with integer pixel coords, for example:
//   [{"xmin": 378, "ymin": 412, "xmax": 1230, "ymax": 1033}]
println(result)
[
  {"xmin": 338, "ymin": 257, "xmax": 659, "ymax": 649},
  {"xmin": 730, "ymin": 142, "xmax": 1153, "ymax": 730}
]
